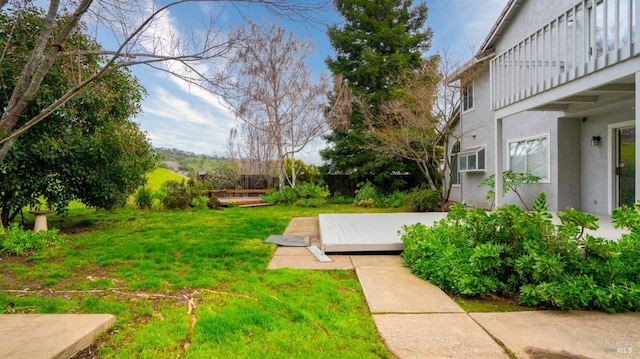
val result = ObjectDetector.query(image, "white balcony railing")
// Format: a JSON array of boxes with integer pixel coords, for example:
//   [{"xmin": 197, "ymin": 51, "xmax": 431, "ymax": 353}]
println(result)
[{"xmin": 491, "ymin": 0, "xmax": 639, "ymax": 110}]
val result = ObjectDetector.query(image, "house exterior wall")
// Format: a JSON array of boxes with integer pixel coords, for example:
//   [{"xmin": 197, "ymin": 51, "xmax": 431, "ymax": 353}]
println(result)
[
  {"xmin": 501, "ymin": 111, "xmax": 563, "ymax": 210},
  {"xmin": 459, "ymin": 68, "xmax": 569, "ymax": 211},
  {"xmin": 447, "ymin": 122, "xmax": 462, "ymax": 203},
  {"xmin": 493, "ymin": 0, "xmax": 578, "ymax": 55},
  {"xmin": 557, "ymin": 118, "xmax": 582, "ymax": 210},
  {"xmin": 454, "ymin": 0, "xmax": 638, "ymax": 215},
  {"xmin": 580, "ymin": 108, "xmax": 636, "ymax": 213},
  {"xmin": 458, "ymin": 71, "xmax": 494, "ymax": 209}
]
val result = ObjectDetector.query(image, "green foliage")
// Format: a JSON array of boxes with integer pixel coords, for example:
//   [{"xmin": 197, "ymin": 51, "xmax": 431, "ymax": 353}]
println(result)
[
  {"xmin": 262, "ymin": 183, "xmax": 330, "ymax": 207},
  {"xmin": 158, "ymin": 179, "xmax": 221, "ymax": 211},
  {"xmin": 206, "ymin": 196, "xmax": 222, "ymax": 210},
  {"xmin": 284, "ymin": 158, "xmax": 321, "ymax": 185},
  {"xmin": 191, "ymin": 196, "xmax": 211, "ymax": 210},
  {"xmin": 353, "ymin": 182, "xmax": 408, "ymax": 208},
  {"xmin": 408, "ymin": 187, "xmax": 440, "ymax": 212},
  {"xmin": 402, "ymin": 194, "xmax": 640, "ymax": 312},
  {"xmin": 0, "ymin": 224, "xmax": 63, "ymax": 256},
  {"xmin": 199, "ymin": 160, "xmax": 241, "ymax": 190},
  {"xmin": 321, "ymin": 0, "xmax": 434, "ymax": 191},
  {"xmin": 134, "ymin": 187, "xmax": 154, "ymax": 210},
  {"xmin": 0, "ymin": 204, "xmax": 398, "ymax": 357},
  {"xmin": 382, "ymin": 191, "xmax": 408, "ymax": 208},
  {"xmin": 328, "ymin": 196, "xmax": 355, "ymax": 204},
  {"xmin": 480, "ymin": 170, "xmax": 541, "ymax": 209},
  {"xmin": 0, "ymin": 6, "xmax": 156, "ymax": 226},
  {"xmin": 145, "ymin": 168, "xmax": 186, "ymax": 191},
  {"xmin": 161, "ymin": 180, "xmax": 192, "ymax": 210},
  {"xmin": 354, "ymin": 181, "xmax": 380, "ymax": 207}
]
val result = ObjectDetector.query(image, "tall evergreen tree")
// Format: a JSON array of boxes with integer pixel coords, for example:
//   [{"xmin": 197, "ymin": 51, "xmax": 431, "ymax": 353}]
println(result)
[{"xmin": 321, "ymin": 0, "xmax": 433, "ymax": 190}]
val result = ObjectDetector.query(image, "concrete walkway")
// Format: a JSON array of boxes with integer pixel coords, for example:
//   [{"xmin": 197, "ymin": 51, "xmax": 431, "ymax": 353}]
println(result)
[
  {"xmin": 269, "ymin": 217, "xmax": 640, "ymax": 359},
  {"xmin": 0, "ymin": 314, "xmax": 115, "ymax": 359}
]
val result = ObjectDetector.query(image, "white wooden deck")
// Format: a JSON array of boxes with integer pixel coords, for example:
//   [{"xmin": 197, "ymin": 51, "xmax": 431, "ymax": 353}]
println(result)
[
  {"xmin": 317, "ymin": 212, "xmax": 628, "ymax": 253},
  {"xmin": 318, "ymin": 213, "xmax": 447, "ymax": 253}
]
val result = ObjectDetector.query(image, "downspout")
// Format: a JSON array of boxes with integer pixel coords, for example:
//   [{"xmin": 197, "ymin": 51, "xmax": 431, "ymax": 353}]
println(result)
[
  {"xmin": 495, "ymin": 117, "xmax": 504, "ymax": 207},
  {"xmin": 635, "ymin": 71, "xmax": 640, "ymax": 202}
]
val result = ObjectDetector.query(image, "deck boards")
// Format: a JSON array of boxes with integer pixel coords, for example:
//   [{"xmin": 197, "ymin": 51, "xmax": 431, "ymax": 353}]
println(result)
[
  {"xmin": 317, "ymin": 212, "xmax": 627, "ymax": 253},
  {"xmin": 319, "ymin": 213, "xmax": 447, "ymax": 253}
]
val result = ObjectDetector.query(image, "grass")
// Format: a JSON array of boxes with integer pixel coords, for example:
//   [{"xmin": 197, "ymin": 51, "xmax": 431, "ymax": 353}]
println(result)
[
  {"xmin": 453, "ymin": 295, "xmax": 532, "ymax": 313},
  {"xmin": 0, "ymin": 204, "xmax": 401, "ymax": 358},
  {"xmin": 146, "ymin": 167, "xmax": 186, "ymax": 190}
]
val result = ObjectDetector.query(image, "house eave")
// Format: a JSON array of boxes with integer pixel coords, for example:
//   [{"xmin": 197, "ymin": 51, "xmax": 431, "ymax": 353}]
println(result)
[{"xmin": 478, "ymin": 0, "xmax": 524, "ymax": 54}]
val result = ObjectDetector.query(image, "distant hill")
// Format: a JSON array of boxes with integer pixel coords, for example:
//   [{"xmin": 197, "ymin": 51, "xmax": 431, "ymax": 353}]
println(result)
[
  {"xmin": 155, "ymin": 147, "xmax": 229, "ymax": 173},
  {"xmin": 146, "ymin": 168, "xmax": 186, "ymax": 190}
]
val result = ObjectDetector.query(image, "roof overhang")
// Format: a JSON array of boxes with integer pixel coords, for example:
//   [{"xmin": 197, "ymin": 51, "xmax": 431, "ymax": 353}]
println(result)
[
  {"xmin": 450, "ymin": 0, "xmax": 524, "ymax": 83},
  {"xmin": 478, "ymin": 0, "xmax": 524, "ymax": 54}
]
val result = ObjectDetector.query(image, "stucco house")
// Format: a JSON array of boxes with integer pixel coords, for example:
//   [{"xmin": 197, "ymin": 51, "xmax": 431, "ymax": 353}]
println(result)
[{"xmin": 449, "ymin": 0, "xmax": 639, "ymax": 215}]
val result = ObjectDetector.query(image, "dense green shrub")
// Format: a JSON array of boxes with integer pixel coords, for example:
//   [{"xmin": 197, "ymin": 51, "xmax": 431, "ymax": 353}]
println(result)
[
  {"xmin": 408, "ymin": 187, "xmax": 440, "ymax": 212},
  {"xmin": 206, "ymin": 196, "xmax": 221, "ymax": 210},
  {"xmin": 401, "ymin": 193, "xmax": 640, "ymax": 313},
  {"xmin": 354, "ymin": 181, "xmax": 380, "ymax": 207},
  {"xmin": 353, "ymin": 182, "xmax": 408, "ymax": 208},
  {"xmin": 262, "ymin": 183, "xmax": 330, "ymax": 207},
  {"xmin": 158, "ymin": 179, "xmax": 221, "ymax": 211},
  {"xmin": 383, "ymin": 191, "xmax": 408, "ymax": 208},
  {"xmin": 0, "ymin": 224, "xmax": 64, "ymax": 256},
  {"xmin": 161, "ymin": 180, "xmax": 192, "ymax": 210},
  {"xmin": 191, "ymin": 196, "xmax": 210, "ymax": 209},
  {"xmin": 134, "ymin": 187, "xmax": 154, "ymax": 209}
]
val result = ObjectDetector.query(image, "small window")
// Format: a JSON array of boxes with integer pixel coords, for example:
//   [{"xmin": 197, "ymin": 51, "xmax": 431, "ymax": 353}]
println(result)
[
  {"xmin": 458, "ymin": 146, "xmax": 485, "ymax": 172},
  {"xmin": 509, "ymin": 135, "xmax": 549, "ymax": 180},
  {"xmin": 462, "ymin": 82, "xmax": 474, "ymax": 111}
]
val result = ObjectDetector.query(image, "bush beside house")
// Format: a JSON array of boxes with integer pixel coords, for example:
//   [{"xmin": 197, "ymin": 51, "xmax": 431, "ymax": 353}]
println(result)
[{"xmin": 401, "ymin": 194, "xmax": 640, "ymax": 313}]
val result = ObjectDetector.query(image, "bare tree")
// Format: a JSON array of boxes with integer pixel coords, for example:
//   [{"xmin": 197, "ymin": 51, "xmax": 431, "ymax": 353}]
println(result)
[
  {"xmin": 241, "ymin": 121, "xmax": 277, "ymax": 185},
  {"xmin": 227, "ymin": 22, "xmax": 328, "ymax": 189},
  {"xmin": 0, "ymin": 0, "xmax": 329, "ymax": 163},
  {"xmin": 225, "ymin": 127, "xmax": 240, "ymax": 161},
  {"xmin": 330, "ymin": 52, "xmax": 477, "ymax": 208}
]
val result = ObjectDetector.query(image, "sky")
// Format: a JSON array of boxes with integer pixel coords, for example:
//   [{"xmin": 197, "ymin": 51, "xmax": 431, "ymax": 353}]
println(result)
[{"xmin": 130, "ymin": 0, "xmax": 509, "ymax": 164}]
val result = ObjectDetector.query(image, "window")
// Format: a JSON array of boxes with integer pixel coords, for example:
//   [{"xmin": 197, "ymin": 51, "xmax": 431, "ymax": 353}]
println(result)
[
  {"xmin": 451, "ymin": 141, "xmax": 461, "ymax": 185},
  {"xmin": 509, "ymin": 136, "xmax": 549, "ymax": 180},
  {"xmin": 458, "ymin": 146, "xmax": 485, "ymax": 172},
  {"xmin": 462, "ymin": 82, "xmax": 474, "ymax": 111}
]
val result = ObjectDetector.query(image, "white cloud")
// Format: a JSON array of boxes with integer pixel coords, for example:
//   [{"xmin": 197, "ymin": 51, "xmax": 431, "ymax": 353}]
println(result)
[
  {"xmin": 138, "ymin": 78, "xmax": 238, "ymax": 155},
  {"xmin": 166, "ymin": 75, "xmax": 236, "ymax": 120}
]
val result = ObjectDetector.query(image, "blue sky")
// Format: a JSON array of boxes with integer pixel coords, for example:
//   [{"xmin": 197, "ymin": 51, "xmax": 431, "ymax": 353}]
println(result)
[{"xmin": 132, "ymin": 0, "xmax": 508, "ymax": 163}]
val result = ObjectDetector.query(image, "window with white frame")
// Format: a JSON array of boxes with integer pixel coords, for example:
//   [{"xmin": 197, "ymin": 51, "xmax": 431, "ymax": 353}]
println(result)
[
  {"xmin": 462, "ymin": 82, "xmax": 474, "ymax": 111},
  {"xmin": 458, "ymin": 146, "xmax": 485, "ymax": 173},
  {"xmin": 508, "ymin": 135, "xmax": 549, "ymax": 180}
]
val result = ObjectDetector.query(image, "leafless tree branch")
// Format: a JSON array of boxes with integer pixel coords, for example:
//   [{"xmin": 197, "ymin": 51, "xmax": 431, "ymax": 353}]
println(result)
[{"xmin": 0, "ymin": 0, "xmax": 331, "ymax": 163}]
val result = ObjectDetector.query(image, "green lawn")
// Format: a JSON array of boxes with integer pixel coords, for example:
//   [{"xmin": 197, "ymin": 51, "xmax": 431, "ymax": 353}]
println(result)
[
  {"xmin": 146, "ymin": 167, "xmax": 186, "ymax": 190},
  {"xmin": 0, "ymin": 204, "xmax": 401, "ymax": 358}
]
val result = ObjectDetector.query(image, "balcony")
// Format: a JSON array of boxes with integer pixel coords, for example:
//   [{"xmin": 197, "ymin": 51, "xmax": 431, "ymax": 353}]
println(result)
[{"xmin": 490, "ymin": 0, "xmax": 639, "ymax": 112}]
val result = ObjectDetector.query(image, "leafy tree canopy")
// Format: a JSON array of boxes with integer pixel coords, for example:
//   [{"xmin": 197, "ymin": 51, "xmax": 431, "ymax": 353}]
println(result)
[
  {"xmin": 322, "ymin": 0, "xmax": 433, "ymax": 190},
  {"xmin": 327, "ymin": 0, "xmax": 432, "ymax": 104},
  {"xmin": 0, "ymin": 6, "xmax": 156, "ymax": 226}
]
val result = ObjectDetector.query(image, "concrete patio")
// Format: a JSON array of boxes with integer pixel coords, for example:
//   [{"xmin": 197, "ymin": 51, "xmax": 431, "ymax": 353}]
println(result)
[{"xmin": 269, "ymin": 215, "xmax": 640, "ymax": 359}]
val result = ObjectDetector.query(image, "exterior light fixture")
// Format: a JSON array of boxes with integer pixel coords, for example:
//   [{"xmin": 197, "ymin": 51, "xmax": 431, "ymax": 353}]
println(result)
[
  {"xmin": 567, "ymin": 18, "xmax": 574, "ymax": 28},
  {"xmin": 591, "ymin": 136, "xmax": 601, "ymax": 146}
]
